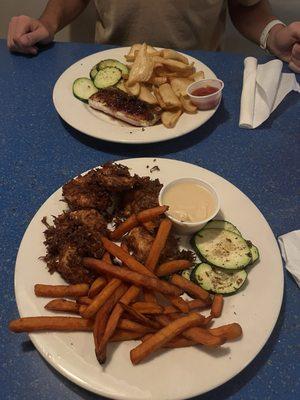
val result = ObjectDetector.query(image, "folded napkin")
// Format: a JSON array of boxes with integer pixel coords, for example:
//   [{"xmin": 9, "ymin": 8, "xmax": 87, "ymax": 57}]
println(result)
[
  {"xmin": 239, "ymin": 57, "xmax": 300, "ymax": 129},
  {"xmin": 278, "ymin": 230, "xmax": 300, "ymax": 288}
]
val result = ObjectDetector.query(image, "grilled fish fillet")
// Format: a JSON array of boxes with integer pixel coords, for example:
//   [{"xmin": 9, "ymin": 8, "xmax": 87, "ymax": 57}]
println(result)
[{"xmin": 88, "ymin": 87, "xmax": 161, "ymax": 127}]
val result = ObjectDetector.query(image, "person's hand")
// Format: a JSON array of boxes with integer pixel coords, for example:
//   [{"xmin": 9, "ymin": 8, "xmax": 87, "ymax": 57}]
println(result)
[
  {"xmin": 7, "ymin": 15, "xmax": 54, "ymax": 55},
  {"xmin": 267, "ymin": 22, "xmax": 300, "ymax": 73}
]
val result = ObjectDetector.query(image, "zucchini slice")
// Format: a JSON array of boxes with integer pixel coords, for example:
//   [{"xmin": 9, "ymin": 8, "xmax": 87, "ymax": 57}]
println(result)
[
  {"xmin": 181, "ymin": 269, "xmax": 192, "ymax": 281},
  {"xmin": 193, "ymin": 228, "xmax": 252, "ymax": 270},
  {"xmin": 90, "ymin": 65, "xmax": 98, "ymax": 80},
  {"xmin": 246, "ymin": 240, "xmax": 260, "ymax": 264},
  {"xmin": 72, "ymin": 78, "xmax": 98, "ymax": 102},
  {"xmin": 191, "ymin": 263, "xmax": 247, "ymax": 294},
  {"xmin": 98, "ymin": 59, "xmax": 129, "ymax": 76},
  {"xmin": 93, "ymin": 67, "xmax": 122, "ymax": 89},
  {"xmin": 203, "ymin": 220, "xmax": 241, "ymax": 235}
]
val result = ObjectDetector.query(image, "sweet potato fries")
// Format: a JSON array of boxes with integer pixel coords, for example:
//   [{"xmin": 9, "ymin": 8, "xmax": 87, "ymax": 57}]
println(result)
[{"xmin": 9, "ymin": 205, "xmax": 242, "ymax": 366}]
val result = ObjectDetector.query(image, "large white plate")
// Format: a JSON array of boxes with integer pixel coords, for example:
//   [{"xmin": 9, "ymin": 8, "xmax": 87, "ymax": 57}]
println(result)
[
  {"xmin": 15, "ymin": 158, "xmax": 283, "ymax": 400},
  {"xmin": 53, "ymin": 47, "xmax": 218, "ymax": 144}
]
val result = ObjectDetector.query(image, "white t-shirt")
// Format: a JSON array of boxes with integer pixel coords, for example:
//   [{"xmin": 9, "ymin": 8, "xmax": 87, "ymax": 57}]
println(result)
[{"xmin": 94, "ymin": 0, "xmax": 260, "ymax": 50}]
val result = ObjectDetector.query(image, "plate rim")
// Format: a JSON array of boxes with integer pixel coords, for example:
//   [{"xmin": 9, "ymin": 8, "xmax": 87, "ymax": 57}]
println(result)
[
  {"xmin": 14, "ymin": 157, "xmax": 284, "ymax": 400},
  {"xmin": 52, "ymin": 47, "xmax": 218, "ymax": 144}
]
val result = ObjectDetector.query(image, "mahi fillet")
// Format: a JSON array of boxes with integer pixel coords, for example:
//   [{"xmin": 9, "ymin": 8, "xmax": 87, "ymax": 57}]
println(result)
[{"xmin": 88, "ymin": 87, "xmax": 161, "ymax": 127}]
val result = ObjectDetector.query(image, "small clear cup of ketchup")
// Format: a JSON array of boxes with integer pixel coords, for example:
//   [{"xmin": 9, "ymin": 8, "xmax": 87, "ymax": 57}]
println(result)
[{"xmin": 187, "ymin": 78, "xmax": 224, "ymax": 110}]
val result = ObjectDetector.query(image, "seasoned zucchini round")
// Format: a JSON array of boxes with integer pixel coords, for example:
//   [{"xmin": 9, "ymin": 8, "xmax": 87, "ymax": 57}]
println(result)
[
  {"xmin": 93, "ymin": 67, "xmax": 122, "ymax": 89},
  {"xmin": 191, "ymin": 263, "xmax": 247, "ymax": 294},
  {"xmin": 72, "ymin": 78, "xmax": 98, "ymax": 102},
  {"xmin": 98, "ymin": 59, "xmax": 129, "ymax": 76},
  {"xmin": 193, "ymin": 228, "xmax": 252, "ymax": 270},
  {"xmin": 90, "ymin": 65, "xmax": 98, "ymax": 80},
  {"xmin": 246, "ymin": 240, "xmax": 260, "ymax": 264},
  {"xmin": 203, "ymin": 220, "xmax": 241, "ymax": 236},
  {"xmin": 181, "ymin": 269, "xmax": 192, "ymax": 281}
]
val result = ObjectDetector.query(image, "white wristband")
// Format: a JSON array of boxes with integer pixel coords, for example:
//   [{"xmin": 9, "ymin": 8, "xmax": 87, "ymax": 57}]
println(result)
[{"xmin": 259, "ymin": 19, "xmax": 286, "ymax": 51}]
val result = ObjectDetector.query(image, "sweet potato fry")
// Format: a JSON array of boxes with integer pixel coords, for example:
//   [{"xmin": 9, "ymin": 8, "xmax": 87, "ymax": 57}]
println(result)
[
  {"xmin": 102, "ymin": 251, "xmax": 112, "ymax": 264},
  {"xmin": 88, "ymin": 277, "xmax": 107, "ymax": 298},
  {"xmin": 145, "ymin": 218, "xmax": 172, "ymax": 271},
  {"xmin": 109, "ymin": 214, "xmax": 139, "ymax": 240},
  {"xmin": 167, "ymin": 296, "xmax": 190, "ymax": 313},
  {"xmin": 93, "ymin": 284, "xmax": 127, "ymax": 351},
  {"xmin": 96, "ymin": 285, "xmax": 141, "ymax": 364},
  {"xmin": 76, "ymin": 296, "xmax": 92, "ymax": 305},
  {"xmin": 9, "ymin": 317, "xmax": 93, "ymax": 333},
  {"xmin": 132, "ymin": 302, "xmax": 163, "ymax": 315},
  {"xmin": 81, "ymin": 278, "xmax": 122, "ymax": 319},
  {"xmin": 100, "ymin": 236, "xmax": 152, "ymax": 276},
  {"xmin": 156, "ymin": 260, "xmax": 192, "ymax": 277},
  {"xmin": 209, "ymin": 323, "xmax": 243, "ymax": 341},
  {"xmin": 130, "ymin": 313, "xmax": 203, "ymax": 364},
  {"xmin": 34, "ymin": 284, "xmax": 89, "ymax": 298},
  {"xmin": 137, "ymin": 205, "xmax": 168, "ymax": 223},
  {"xmin": 118, "ymin": 318, "xmax": 154, "ymax": 334},
  {"xmin": 169, "ymin": 274, "xmax": 211, "ymax": 303},
  {"xmin": 110, "ymin": 330, "xmax": 145, "ymax": 342},
  {"xmin": 119, "ymin": 302, "xmax": 161, "ymax": 329},
  {"xmin": 211, "ymin": 294, "xmax": 224, "ymax": 318},
  {"xmin": 44, "ymin": 299, "xmax": 80, "ymax": 314},
  {"xmin": 188, "ymin": 299, "xmax": 209, "ymax": 310},
  {"xmin": 83, "ymin": 258, "xmax": 183, "ymax": 297},
  {"xmin": 142, "ymin": 333, "xmax": 196, "ymax": 348},
  {"xmin": 143, "ymin": 290, "xmax": 157, "ymax": 303},
  {"xmin": 78, "ymin": 304, "xmax": 87, "ymax": 317}
]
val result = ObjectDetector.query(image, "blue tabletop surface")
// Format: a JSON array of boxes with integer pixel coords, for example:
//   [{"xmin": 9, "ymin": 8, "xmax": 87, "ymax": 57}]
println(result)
[{"xmin": 0, "ymin": 39, "xmax": 299, "ymax": 400}]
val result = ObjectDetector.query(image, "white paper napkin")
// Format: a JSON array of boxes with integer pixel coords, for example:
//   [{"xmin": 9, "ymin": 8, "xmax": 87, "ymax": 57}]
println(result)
[
  {"xmin": 278, "ymin": 230, "xmax": 300, "ymax": 288},
  {"xmin": 239, "ymin": 57, "xmax": 300, "ymax": 129}
]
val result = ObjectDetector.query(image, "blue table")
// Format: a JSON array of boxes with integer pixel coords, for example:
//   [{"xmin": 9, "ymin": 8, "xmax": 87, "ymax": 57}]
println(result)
[{"xmin": 1, "ymin": 39, "xmax": 299, "ymax": 400}]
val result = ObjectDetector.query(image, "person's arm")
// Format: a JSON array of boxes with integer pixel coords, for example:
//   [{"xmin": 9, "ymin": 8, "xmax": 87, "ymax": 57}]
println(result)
[
  {"xmin": 7, "ymin": 0, "xmax": 90, "ymax": 55},
  {"xmin": 228, "ymin": 0, "xmax": 300, "ymax": 72}
]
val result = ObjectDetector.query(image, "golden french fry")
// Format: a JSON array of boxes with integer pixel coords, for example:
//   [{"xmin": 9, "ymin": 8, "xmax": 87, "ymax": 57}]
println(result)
[
  {"xmin": 190, "ymin": 70, "xmax": 205, "ymax": 81},
  {"xmin": 116, "ymin": 79, "xmax": 128, "ymax": 93},
  {"xmin": 125, "ymin": 43, "xmax": 143, "ymax": 62},
  {"xmin": 153, "ymin": 56, "xmax": 194, "ymax": 73},
  {"xmin": 148, "ymin": 75, "xmax": 168, "ymax": 86},
  {"xmin": 161, "ymin": 49, "xmax": 189, "ymax": 65},
  {"xmin": 127, "ymin": 43, "xmax": 154, "ymax": 86},
  {"xmin": 153, "ymin": 86, "xmax": 167, "ymax": 108},
  {"xmin": 125, "ymin": 81, "xmax": 140, "ymax": 96},
  {"xmin": 161, "ymin": 109, "xmax": 182, "ymax": 128},
  {"xmin": 170, "ymin": 78, "xmax": 193, "ymax": 97},
  {"xmin": 158, "ymin": 83, "xmax": 181, "ymax": 110},
  {"xmin": 180, "ymin": 95, "xmax": 197, "ymax": 114},
  {"xmin": 138, "ymin": 84, "xmax": 158, "ymax": 105}
]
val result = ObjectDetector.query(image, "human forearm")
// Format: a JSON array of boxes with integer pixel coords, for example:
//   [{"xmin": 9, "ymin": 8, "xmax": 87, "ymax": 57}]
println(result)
[
  {"xmin": 39, "ymin": 0, "xmax": 91, "ymax": 36},
  {"xmin": 228, "ymin": 0, "xmax": 276, "ymax": 45}
]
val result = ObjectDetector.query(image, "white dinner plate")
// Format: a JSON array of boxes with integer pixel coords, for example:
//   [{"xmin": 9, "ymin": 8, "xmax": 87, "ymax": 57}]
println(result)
[
  {"xmin": 52, "ymin": 47, "xmax": 218, "ymax": 144},
  {"xmin": 15, "ymin": 158, "xmax": 283, "ymax": 400}
]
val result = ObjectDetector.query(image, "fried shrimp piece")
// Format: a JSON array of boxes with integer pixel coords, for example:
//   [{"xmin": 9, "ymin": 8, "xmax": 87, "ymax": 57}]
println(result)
[
  {"xmin": 120, "ymin": 178, "xmax": 163, "ymax": 217},
  {"xmin": 97, "ymin": 162, "xmax": 141, "ymax": 192},
  {"xmin": 62, "ymin": 169, "xmax": 112, "ymax": 212},
  {"xmin": 125, "ymin": 227, "xmax": 154, "ymax": 263},
  {"xmin": 42, "ymin": 209, "xmax": 107, "ymax": 284}
]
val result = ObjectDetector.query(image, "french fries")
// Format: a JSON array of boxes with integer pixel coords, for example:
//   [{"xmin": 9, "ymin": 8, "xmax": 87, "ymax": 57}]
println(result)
[{"xmin": 123, "ymin": 43, "xmax": 205, "ymax": 128}]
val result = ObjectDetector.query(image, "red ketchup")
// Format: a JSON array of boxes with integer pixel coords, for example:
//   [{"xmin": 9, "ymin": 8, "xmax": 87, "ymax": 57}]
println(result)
[{"xmin": 191, "ymin": 86, "xmax": 219, "ymax": 97}]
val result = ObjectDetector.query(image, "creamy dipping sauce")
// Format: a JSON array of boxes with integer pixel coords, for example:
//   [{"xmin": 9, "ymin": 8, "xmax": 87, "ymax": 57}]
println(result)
[{"xmin": 162, "ymin": 181, "xmax": 215, "ymax": 222}]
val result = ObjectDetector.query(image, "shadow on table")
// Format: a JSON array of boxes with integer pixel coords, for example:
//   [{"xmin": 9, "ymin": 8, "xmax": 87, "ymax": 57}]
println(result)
[
  {"xmin": 60, "ymin": 100, "xmax": 229, "ymax": 157},
  {"xmin": 24, "ymin": 290, "xmax": 285, "ymax": 400}
]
